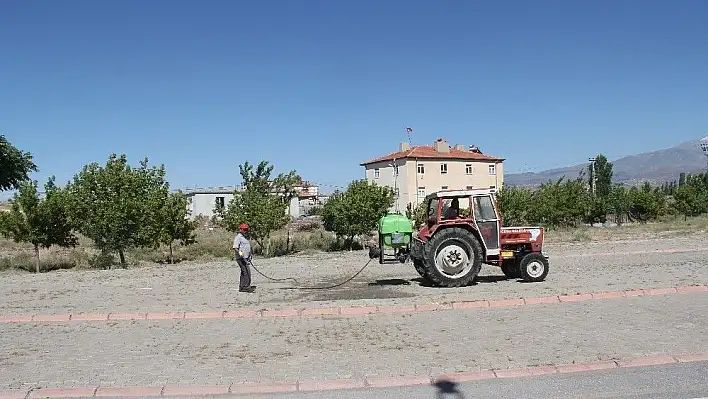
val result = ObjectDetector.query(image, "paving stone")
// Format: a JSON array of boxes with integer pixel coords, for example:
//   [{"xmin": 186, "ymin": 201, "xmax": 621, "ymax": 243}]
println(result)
[{"xmin": 1, "ymin": 293, "xmax": 707, "ymax": 390}]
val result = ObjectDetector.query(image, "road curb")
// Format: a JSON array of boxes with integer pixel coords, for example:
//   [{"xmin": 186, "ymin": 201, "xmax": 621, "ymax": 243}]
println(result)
[
  {"xmin": 2, "ymin": 353, "xmax": 706, "ymax": 398},
  {"xmin": 1, "ymin": 284, "xmax": 707, "ymax": 325}
]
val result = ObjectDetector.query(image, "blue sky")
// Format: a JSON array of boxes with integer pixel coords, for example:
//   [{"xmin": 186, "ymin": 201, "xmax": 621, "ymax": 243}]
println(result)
[{"xmin": 1, "ymin": 0, "xmax": 707, "ymax": 198}]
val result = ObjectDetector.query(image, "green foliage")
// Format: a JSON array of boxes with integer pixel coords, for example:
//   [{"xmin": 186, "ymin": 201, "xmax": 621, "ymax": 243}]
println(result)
[
  {"xmin": 608, "ymin": 184, "xmax": 631, "ymax": 224},
  {"xmin": 159, "ymin": 190, "xmax": 198, "ymax": 263},
  {"xmin": 321, "ymin": 180, "xmax": 395, "ymax": 246},
  {"xmin": 496, "ymin": 185, "xmax": 533, "ymax": 226},
  {"xmin": 627, "ymin": 183, "xmax": 666, "ymax": 222},
  {"xmin": 495, "ymin": 156, "xmax": 699, "ymax": 228},
  {"xmin": 0, "ymin": 178, "xmax": 78, "ymax": 272},
  {"xmin": 527, "ymin": 178, "xmax": 589, "ymax": 228},
  {"xmin": 405, "ymin": 201, "xmax": 428, "ymax": 229},
  {"xmin": 217, "ymin": 160, "xmax": 295, "ymax": 256},
  {"xmin": 669, "ymin": 172, "xmax": 708, "ymax": 220},
  {"xmin": 66, "ymin": 154, "xmax": 169, "ymax": 267},
  {"xmin": 497, "ymin": 177, "xmax": 670, "ymax": 229},
  {"xmin": 0, "ymin": 135, "xmax": 38, "ymax": 191},
  {"xmin": 306, "ymin": 206, "xmax": 323, "ymax": 216}
]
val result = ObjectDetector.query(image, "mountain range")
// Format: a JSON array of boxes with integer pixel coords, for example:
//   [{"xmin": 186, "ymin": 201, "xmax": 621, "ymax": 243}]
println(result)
[{"xmin": 504, "ymin": 138, "xmax": 708, "ymax": 187}]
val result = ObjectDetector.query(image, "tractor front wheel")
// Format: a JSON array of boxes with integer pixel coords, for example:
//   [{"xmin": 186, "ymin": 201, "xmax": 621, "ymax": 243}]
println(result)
[
  {"xmin": 501, "ymin": 259, "xmax": 521, "ymax": 279},
  {"xmin": 423, "ymin": 227, "xmax": 482, "ymax": 287},
  {"xmin": 519, "ymin": 252, "xmax": 549, "ymax": 282}
]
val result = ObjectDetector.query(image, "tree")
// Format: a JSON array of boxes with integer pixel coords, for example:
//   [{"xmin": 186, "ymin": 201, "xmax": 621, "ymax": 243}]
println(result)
[
  {"xmin": 0, "ymin": 135, "xmax": 38, "ymax": 191},
  {"xmin": 627, "ymin": 183, "xmax": 666, "ymax": 222},
  {"xmin": 589, "ymin": 154, "xmax": 613, "ymax": 198},
  {"xmin": 0, "ymin": 178, "xmax": 78, "ymax": 272},
  {"xmin": 608, "ymin": 184, "xmax": 631, "ymax": 224},
  {"xmin": 678, "ymin": 173, "xmax": 687, "ymax": 187},
  {"xmin": 405, "ymin": 201, "xmax": 428, "ymax": 230},
  {"xmin": 159, "ymin": 191, "xmax": 197, "ymax": 264},
  {"xmin": 496, "ymin": 185, "xmax": 533, "ymax": 226},
  {"xmin": 525, "ymin": 177, "xmax": 589, "ymax": 228},
  {"xmin": 67, "ymin": 154, "xmax": 169, "ymax": 267},
  {"xmin": 272, "ymin": 169, "xmax": 302, "ymax": 252},
  {"xmin": 322, "ymin": 179, "xmax": 395, "ymax": 248},
  {"xmin": 672, "ymin": 185, "xmax": 704, "ymax": 220},
  {"xmin": 218, "ymin": 161, "xmax": 291, "ymax": 256}
]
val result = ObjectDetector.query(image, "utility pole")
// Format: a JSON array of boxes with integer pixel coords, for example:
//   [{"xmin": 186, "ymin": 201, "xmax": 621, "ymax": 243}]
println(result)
[
  {"xmin": 390, "ymin": 158, "xmax": 399, "ymax": 212},
  {"xmin": 588, "ymin": 157, "xmax": 596, "ymax": 196}
]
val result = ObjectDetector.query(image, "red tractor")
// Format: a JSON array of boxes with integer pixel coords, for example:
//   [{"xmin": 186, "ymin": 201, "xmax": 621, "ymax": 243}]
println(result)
[{"xmin": 409, "ymin": 189, "xmax": 549, "ymax": 287}]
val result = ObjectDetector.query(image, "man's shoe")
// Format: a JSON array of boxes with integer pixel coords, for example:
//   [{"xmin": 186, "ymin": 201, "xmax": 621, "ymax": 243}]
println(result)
[{"xmin": 239, "ymin": 287, "xmax": 256, "ymax": 293}]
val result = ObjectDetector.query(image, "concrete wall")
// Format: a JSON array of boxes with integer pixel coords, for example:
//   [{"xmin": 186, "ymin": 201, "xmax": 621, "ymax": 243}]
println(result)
[{"xmin": 188, "ymin": 192, "xmax": 234, "ymax": 219}]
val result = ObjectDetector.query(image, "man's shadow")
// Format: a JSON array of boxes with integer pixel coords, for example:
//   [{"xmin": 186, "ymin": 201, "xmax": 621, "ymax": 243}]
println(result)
[{"xmin": 433, "ymin": 379, "xmax": 465, "ymax": 399}]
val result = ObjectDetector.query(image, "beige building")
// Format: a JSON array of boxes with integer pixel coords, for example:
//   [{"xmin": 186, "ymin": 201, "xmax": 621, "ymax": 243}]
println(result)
[{"xmin": 360, "ymin": 138, "xmax": 505, "ymax": 211}]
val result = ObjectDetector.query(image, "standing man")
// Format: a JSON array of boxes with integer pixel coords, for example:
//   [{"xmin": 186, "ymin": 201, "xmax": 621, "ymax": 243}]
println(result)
[{"xmin": 233, "ymin": 223, "xmax": 255, "ymax": 293}]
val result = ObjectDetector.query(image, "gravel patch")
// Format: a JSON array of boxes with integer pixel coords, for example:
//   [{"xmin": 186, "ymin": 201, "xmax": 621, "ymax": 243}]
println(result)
[{"xmin": 0, "ymin": 235, "xmax": 707, "ymax": 316}]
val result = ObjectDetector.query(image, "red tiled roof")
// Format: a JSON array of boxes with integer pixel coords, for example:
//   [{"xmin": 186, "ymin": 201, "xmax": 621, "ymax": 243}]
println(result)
[{"xmin": 360, "ymin": 145, "xmax": 504, "ymax": 166}]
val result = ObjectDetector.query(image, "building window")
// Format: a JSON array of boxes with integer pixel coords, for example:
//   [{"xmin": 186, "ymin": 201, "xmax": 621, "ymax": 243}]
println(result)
[
  {"xmin": 466, "ymin": 164, "xmax": 473, "ymax": 174},
  {"xmin": 488, "ymin": 164, "xmax": 496, "ymax": 175},
  {"xmin": 466, "ymin": 185, "xmax": 473, "ymax": 190},
  {"xmin": 417, "ymin": 187, "xmax": 426, "ymax": 198},
  {"xmin": 215, "ymin": 196, "xmax": 225, "ymax": 208},
  {"xmin": 374, "ymin": 168, "xmax": 380, "ymax": 178},
  {"xmin": 440, "ymin": 163, "xmax": 448, "ymax": 174},
  {"xmin": 441, "ymin": 186, "xmax": 448, "ymax": 190},
  {"xmin": 417, "ymin": 164, "xmax": 425, "ymax": 174}
]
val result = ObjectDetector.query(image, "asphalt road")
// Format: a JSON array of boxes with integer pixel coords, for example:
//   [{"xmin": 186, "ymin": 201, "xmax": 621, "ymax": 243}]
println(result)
[{"xmin": 231, "ymin": 361, "xmax": 708, "ymax": 399}]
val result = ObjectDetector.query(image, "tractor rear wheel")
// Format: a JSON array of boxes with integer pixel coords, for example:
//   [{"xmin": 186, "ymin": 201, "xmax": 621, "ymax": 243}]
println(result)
[
  {"xmin": 423, "ymin": 227, "xmax": 482, "ymax": 287},
  {"xmin": 519, "ymin": 252, "xmax": 549, "ymax": 282},
  {"xmin": 413, "ymin": 258, "xmax": 428, "ymax": 279},
  {"xmin": 501, "ymin": 259, "xmax": 521, "ymax": 279}
]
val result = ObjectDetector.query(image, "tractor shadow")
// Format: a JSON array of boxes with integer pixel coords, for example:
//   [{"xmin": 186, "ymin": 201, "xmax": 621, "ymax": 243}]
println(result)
[
  {"xmin": 371, "ymin": 275, "xmax": 513, "ymax": 288},
  {"xmin": 411, "ymin": 275, "xmax": 512, "ymax": 288},
  {"xmin": 368, "ymin": 279, "xmax": 412, "ymax": 286}
]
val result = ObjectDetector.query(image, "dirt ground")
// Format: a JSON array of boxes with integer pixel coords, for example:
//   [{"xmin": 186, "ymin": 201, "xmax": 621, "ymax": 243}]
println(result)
[
  {"xmin": 1, "ymin": 233, "xmax": 708, "ymax": 391},
  {"xmin": 1, "ymin": 234, "xmax": 707, "ymax": 316}
]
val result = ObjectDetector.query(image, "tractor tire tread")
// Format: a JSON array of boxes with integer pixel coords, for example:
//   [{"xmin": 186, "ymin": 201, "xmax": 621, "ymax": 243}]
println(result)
[{"xmin": 423, "ymin": 227, "xmax": 482, "ymax": 287}]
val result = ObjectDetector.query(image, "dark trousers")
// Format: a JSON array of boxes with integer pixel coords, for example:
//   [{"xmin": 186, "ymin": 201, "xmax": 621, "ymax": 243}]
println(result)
[{"xmin": 236, "ymin": 257, "xmax": 251, "ymax": 289}]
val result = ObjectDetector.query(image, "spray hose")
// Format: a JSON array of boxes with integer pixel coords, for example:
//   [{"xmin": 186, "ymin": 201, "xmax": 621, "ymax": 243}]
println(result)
[{"xmin": 246, "ymin": 257, "xmax": 374, "ymax": 290}]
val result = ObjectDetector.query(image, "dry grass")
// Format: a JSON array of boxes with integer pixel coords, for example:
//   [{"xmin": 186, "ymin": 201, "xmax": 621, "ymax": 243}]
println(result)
[
  {"xmin": 1, "ymin": 214, "xmax": 707, "ymax": 273},
  {"xmin": 544, "ymin": 214, "xmax": 708, "ymax": 242},
  {"xmin": 0, "ymin": 224, "xmax": 360, "ymax": 273}
]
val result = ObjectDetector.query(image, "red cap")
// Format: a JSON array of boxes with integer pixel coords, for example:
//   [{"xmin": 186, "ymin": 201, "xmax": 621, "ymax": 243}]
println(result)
[{"xmin": 239, "ymin": 223, "xmax": 249, "ymax": 231}]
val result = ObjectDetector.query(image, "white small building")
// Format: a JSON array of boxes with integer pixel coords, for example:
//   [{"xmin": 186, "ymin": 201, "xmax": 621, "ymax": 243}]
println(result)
[
  {"xmin": 184, "ymin": 182, "xmax": 321, "ymax": 220},
  {"xmin": 185, "ymin": 187, "xmax": 238, "ymax": 220}
]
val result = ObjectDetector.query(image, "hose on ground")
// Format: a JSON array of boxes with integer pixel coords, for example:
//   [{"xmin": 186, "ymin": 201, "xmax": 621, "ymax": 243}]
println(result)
[{"xmin": 246, "ymin": 257, "xmax": 374, "ymax": 290}]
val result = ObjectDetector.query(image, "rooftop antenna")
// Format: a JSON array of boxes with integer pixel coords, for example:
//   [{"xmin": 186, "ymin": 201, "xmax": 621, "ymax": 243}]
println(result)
[
  {"xmin": 700, "ymin": 136, "xmax": 708, "ymax": 173},
  {"xmin": 405, "ymin": 126, "xmax": 413, "ymax": 147}
]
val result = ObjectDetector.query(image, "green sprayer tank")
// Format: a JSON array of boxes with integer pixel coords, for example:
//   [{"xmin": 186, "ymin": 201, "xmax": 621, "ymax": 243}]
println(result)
[{"xmin": 375, "ymin": 212, "xmax": 414, "ymax": 264}]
